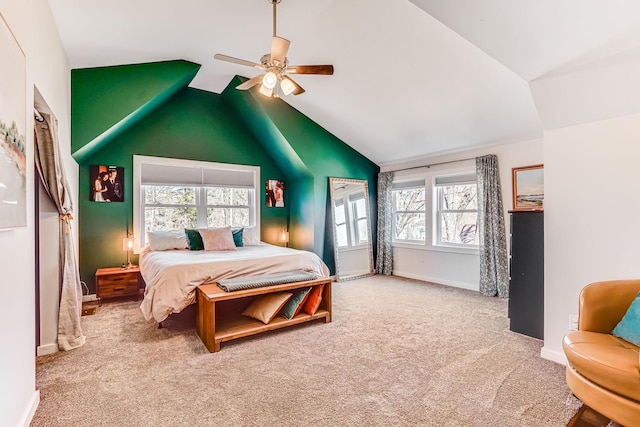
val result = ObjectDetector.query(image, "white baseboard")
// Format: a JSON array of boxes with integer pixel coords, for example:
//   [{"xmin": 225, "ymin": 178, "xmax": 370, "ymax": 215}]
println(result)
[
  {"xmin": 541, "ymin": 346, "xmax": 567, "ymax": 365},
  {"xmin": 37, "ymin": 343, "xmax": 58, "ymax": 356},
  {"xmin": 18, "ymin": 390, "xmax": 40, "ymax": 427},
  {"xmin": 392, "ymin": 270, "xmax": 479, "ymax": 292}
]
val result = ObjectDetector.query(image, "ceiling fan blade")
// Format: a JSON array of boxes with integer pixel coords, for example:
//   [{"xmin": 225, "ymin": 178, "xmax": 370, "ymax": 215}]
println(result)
[
  {"xmin": 271, "ymin": 36, "xmax": 290, "ymax": 64},
  {"xmin": 281, "ymin": 75, "xmax": 305, "ymax": 96},
  {"xmin": 236, "ymin": 75, "xmax": 264, "ymax": 90},
  {"xmin": 214, "ymin": 54, "xmax": 264, "ymax": 69},
  {"xmin": 286, "ymin": 64, "xmax": 334, "ymax": 75}
]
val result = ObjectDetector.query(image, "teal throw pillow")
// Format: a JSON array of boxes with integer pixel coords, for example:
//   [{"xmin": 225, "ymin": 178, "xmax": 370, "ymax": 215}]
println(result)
[
  {"xmin": 232, "ymin": 228, "xmax": 244, "ymax": 247},
  {"xmin": 612, "ymin": 291, "xmax": 640, "ymax": 345},
  {"xmin": 281, "ymin": 287, "xmax": 312, "ymax": 320},
  {"xmin": 185, "ymin": 229, "xmax": 204, "ymax": 251}
]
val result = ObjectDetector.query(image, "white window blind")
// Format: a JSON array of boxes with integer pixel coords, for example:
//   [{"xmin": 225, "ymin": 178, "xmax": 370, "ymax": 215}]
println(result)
[{"xmin": 141, "ymin": 163, "xmax": 254, "ymax": 188}]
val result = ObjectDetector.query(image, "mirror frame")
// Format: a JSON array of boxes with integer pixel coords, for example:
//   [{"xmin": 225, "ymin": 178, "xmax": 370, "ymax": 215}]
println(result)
[{"xmin": 329, "ymin": 177, "xmax": 374, "ymax": 281}]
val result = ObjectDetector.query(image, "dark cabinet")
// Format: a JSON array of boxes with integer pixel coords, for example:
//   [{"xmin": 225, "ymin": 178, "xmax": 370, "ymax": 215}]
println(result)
[{"xmin": 509, "ymin": 211, "xmax": 544, "ymax": 339}]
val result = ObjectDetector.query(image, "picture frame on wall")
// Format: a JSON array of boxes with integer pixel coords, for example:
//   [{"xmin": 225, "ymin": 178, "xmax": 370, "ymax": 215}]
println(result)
[
  {"xmin": 90, "ymin": 165, "xmax": 124, "ymax": 202},
  {"xmin": 265, "ymin": 179, "xmax": 285, "ymax": 207},
  {"xmin": 0, "ymin": 13, "xmax": 27, "ymax": 230},
  {"xmin": 512, "ymin": 164, "xmax": 544, "ymax": 211}
]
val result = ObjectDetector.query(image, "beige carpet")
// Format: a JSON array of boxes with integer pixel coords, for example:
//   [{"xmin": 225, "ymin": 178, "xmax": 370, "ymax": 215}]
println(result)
[{"xmin": 32, "ymin": 275, "xmax": 581, "ymax": 426}]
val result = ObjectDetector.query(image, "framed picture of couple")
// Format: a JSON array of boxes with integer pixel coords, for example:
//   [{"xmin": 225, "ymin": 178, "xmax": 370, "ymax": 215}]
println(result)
[
  {"xmin": 90, "ymin": 165, "xmax": 124, "ymax": 202},
  {"xmin": 265, "ymin": 179, "xmax": 285, "ymax": 207}
]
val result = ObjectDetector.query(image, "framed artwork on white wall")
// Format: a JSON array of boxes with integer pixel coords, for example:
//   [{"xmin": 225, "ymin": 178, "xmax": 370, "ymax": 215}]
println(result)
[
  {"xmin": 512, "ymin": 164, "xmax": 544, "ymax": 211},
  {"xmin": 0, "ymin": 13, "xmax": 27, "ymax": 230}
]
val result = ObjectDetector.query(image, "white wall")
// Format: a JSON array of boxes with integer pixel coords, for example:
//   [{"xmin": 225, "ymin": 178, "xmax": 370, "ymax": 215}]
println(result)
[
  {"xmin": 541, "ymin": 112, "xmax": 640, "ymax": 363},
  {"xmin": 0, "ymin": 1, "xmax": 73, "ymax": 426},
  {"xmin": 383, "ymin": 138, "xmax": 543, "ymax": 291}
]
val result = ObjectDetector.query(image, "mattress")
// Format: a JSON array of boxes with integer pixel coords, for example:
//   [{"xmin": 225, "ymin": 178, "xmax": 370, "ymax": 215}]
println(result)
[{"xmin": 139, "ymin": 243, "xmax": 330, "ymax": 322}]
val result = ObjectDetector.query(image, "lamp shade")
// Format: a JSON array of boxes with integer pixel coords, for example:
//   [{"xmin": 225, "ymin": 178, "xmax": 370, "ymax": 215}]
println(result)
[
  {"xmin": 259, "ymin": 84, "xmax": 273, "ymax": 97},
  {"xmin": 262, "ymin": 72, "xmax": 277, "ymax": 89},
  {"xmin": 279, "ymin": 77, "xmax": 296, "ymax": 96},
  {"xmin": 122, "ymin": 236, "xmax": 134, "ymax": 252},
  {"xmin": 279, "ymin": 229, "xmax": 289, "ymax": 244}
]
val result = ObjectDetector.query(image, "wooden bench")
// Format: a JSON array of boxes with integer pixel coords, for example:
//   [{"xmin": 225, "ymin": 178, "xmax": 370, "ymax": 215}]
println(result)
[{"xmin": 196, "ymin": 277, "xmax": 332, "ymax": 352}]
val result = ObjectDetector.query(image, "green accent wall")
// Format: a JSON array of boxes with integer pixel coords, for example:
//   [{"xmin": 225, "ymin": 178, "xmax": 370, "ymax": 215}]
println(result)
[
  {"xmin": 223, "ymin": 76, "xmax": 379, "ymax": 264},
  {"xmin": 72, "ymin": 60, "xmax": 201, "ymax": 163},
  {"xmin": 78, "ymin": 88, "xmax": 289, "ymax": 293},
  {"xmin": 73, "ymin": 62, "xmax": 379, "ymax": 293}
]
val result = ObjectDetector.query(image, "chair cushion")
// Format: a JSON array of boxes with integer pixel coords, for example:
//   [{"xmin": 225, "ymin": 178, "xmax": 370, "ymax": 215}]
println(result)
[{"xmin": 563, "ymin": 330, "xmax": 640, "ymax": 401}]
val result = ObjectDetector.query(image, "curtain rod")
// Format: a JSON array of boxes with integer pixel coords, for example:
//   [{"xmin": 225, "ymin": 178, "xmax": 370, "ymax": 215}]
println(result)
[
  {"xmin": 34, "ymin": 109, "xmax": 44, "ymax": 122},
  {"xmin": 390, "ymin": 156, "xmax": 476, "ymax": 173}
]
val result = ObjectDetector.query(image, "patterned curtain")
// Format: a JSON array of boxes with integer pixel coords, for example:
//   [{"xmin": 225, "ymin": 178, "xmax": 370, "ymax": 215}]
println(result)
[
  {"xmin": 476, "ymin": 155, "xmax": 509, "ymax": 297},
  {"xmin": 34, "ymin": 112, "xmax": 86, "ymax": 351},
  {"xmin": 375, "ymin": 171, "xmax": 394, "ymax": 275}
]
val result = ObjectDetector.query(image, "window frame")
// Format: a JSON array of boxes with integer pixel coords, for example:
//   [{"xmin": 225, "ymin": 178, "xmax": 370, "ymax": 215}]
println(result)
[
  {"xmin": 350, "ymin": 194, "xmax": 369, "ymax": 246},
  {"xmin": 133, "ymin": 155, "xmax": 260, "ymax": 253},
  {"xmin": 434, "ymin": 177, "xmax": 478, "ymax": 249},
  {"xmin": 390, "ymin": 165, "xmax": 479, "ymax": 255},
  {"xmin": 392, "ymin": 181, "xmax": 427, "ymax": 244}
]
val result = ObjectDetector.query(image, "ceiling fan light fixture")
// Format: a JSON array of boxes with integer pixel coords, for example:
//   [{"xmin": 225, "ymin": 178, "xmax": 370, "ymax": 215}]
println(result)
[
  {"xmin": 213, "ymin": 0, "xmax": 333, "ymax": 97},
  {"xmin": 262, "ymin": 71, "xmax": 278, "ymax": 89},
  {"xmin": 259, "ymin": 84, "xmax": 274, "ymax": 97},
  {"xmin": 279, "ymin": 77, "xmax": 296, "ymax": 96}
]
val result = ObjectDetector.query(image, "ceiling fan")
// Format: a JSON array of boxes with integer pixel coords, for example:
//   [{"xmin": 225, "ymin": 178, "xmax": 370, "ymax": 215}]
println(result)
[{"xmin": 214, "ymin": 0, "xmax": 334, "ymax": 98}]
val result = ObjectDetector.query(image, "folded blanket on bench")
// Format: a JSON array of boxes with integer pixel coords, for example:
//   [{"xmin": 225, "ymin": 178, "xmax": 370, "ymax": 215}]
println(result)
[{"xmin": 217, "ymin": 270, "xmax": 318, "ymax": 292}]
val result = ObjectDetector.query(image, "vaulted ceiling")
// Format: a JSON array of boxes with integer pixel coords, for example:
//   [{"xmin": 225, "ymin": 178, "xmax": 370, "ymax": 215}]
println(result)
[{"xmin": 47, "ymin": 0, "xmax": 640, "ymax": 166}]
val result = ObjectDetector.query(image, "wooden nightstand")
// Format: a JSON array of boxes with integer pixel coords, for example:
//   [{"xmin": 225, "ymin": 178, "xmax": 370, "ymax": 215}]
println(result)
[{"xmin": 96, "ymin": 266, "xmax": 141, "ymax": 305}]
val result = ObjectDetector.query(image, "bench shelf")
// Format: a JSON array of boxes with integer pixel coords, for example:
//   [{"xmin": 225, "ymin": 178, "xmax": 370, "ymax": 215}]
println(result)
[{"xmin": 196, "ymin": 277, "xmax": 332, "ymax": 352}]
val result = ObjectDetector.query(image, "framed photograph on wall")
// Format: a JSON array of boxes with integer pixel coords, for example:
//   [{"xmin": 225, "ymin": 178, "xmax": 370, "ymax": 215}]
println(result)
[
  {"xmin": 265, "ymin": 179, "xmax": 285, "ymax": 207},
  {"xmin": 90, "ymin": 165, "xmax": 124, "ymax": 202},
  {"xmin": 0, "ymin": 13, "xmax": 27, "ymax": 230},
  {"xmin": 512, "ymin": 164, "xmax": 544, "ymax": 211}
]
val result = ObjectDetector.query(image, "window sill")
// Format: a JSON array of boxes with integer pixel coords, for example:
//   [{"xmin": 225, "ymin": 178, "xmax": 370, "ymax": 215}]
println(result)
[{"xmin": 392, "ymin": 241, "xmax": 479, "ymax": 256}]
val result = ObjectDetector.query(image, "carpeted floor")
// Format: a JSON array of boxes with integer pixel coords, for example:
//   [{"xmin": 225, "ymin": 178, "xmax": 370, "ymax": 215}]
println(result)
[{"xmin": 32, "ymin": 275, "xmax": 583, "ymax": 426}]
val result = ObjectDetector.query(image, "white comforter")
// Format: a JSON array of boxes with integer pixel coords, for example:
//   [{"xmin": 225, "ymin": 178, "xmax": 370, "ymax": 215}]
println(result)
[{"xmin": 139, "ymin": 244, "xmax": 330, "ymax": 322}]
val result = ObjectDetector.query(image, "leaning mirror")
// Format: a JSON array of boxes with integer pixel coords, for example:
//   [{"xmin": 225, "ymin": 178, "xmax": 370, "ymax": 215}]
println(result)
[{"xmin": 329, "ymin": 177, "xmax": 374, "ymax": 281}]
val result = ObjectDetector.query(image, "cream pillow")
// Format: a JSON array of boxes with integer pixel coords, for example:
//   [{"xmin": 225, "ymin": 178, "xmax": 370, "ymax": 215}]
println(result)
[
  {"xmin": 199, "ymin": 227, "xmax": 237, "ymax": 251},
  {"xmin": 242, "ymin": 226, "xmax": 261, "ymax": 246},
  {"xmin": 146, "ymin": 230, "xmax": 189, "ymax": 251},
  {"xmin": 242, "ymin": 292, "xmax": 293, "ymax": 324}
]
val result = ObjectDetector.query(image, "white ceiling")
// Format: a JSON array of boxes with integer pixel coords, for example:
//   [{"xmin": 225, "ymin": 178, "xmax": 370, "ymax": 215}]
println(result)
[{"xmin": 47, "ymin": 0, "xmax": 640, "ymax": 166}]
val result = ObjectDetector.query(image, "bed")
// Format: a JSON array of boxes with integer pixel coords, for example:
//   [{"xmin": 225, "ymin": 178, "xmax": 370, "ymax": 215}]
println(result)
[{"xmin": 139, "ymin": 243, "xmax": 330, "ymax": 322}]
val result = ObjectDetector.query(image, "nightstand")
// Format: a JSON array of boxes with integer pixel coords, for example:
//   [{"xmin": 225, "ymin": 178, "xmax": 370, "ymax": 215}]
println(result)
[{"xmin": 96, "ymin": 266, "xmax": 141, "ymax": 305}]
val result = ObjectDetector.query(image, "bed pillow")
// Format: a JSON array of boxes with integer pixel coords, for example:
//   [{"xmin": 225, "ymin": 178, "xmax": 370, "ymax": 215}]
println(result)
[
  {"xmin": 232, "ymin": 228, "xmax": 244, "ymax": 247},
  {"xmin": 184, "ymin": 229, "xmax": 204, "ymax": 251},
  {"xmin": 147, "ymin": 230, "xmax": 189, "ymax": 251},
  {"xmin": 243, "ymin": 226, "xmax": 261, "ymax": 246},
  {"xmin": 302, "ymin": 284, "xmax": 324, "ymax": 315},
  {"xmin": 199, "ymin": 227, "xmax": 237, "ymax": 251},
  {"xmin": 612, "ymin": 292, "xmax": 640, "ymax": 345},
  {"xmin": 242, "ymin": 292, "xmax": 293, "ymax": 324},
  {"xmin": 280, "ymin": 287, "xmax": 312, "ymax": 320}
]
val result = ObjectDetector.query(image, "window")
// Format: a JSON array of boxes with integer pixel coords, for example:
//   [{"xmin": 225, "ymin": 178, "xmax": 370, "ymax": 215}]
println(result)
[
  {"xmin": 332, "ymin": 189, "xmax": 369, "ymax": 249},
  {"xmin": 350, "ymin": 193, "xmax": 368, "ymax": 245},
  {"xmin": 392, "ymin": 180, "xmax": 426, "ymax": 242},
  {"xmin": 434, "ymin": 173, "xmax": 478, "ymax": 247},
  {"xmin": 133, "ymin": 156, "xmax": 259, "ymax": 251},
  {"xmin": 333, "ymin": 200, "xmax": 348, "ymax": 248}
]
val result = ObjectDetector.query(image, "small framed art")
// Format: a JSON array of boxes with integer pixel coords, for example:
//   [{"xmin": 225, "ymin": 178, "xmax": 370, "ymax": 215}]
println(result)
[
  {"xmin": 265, "ymin": 179, "xmax": 285, "ymax": 207},
  {"xmin": 512, "ymin": 164, "xmax": 543, "ymax": 211},
  {"xmin": 90, "ymin": 165, "xmax": 124, "ymax": 202}
]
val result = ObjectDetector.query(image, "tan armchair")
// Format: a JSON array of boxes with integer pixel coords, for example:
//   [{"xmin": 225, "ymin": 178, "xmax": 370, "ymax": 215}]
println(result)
[{"xmin": 563, "ymin": 280, "xmax": 640, "ymax": 426}]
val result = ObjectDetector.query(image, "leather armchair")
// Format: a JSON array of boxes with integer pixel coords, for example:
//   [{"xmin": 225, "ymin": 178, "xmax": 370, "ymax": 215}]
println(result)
[{"xmin": 563, "ymin": 280, "xmax": 640, "ymax": 427}]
